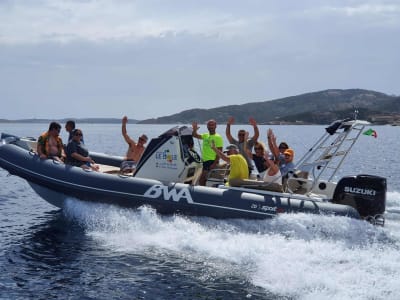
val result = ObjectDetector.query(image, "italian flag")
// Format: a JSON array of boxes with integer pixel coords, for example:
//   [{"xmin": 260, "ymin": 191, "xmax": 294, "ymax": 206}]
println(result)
[{"xmin": 363, "ymin": 128, "xmax": 377, "ymax": 138}]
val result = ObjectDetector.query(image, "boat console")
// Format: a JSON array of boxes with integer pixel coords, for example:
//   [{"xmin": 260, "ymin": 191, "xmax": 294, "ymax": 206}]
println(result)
[{"xmin": 133, "ymin": 126, "xmax": 203, "ymax": 184}]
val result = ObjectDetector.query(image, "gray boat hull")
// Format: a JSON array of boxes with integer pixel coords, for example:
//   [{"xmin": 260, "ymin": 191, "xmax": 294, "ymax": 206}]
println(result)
[{"xmin": 0, "ymin": 143, "xmax": 361, "ymax": 220}]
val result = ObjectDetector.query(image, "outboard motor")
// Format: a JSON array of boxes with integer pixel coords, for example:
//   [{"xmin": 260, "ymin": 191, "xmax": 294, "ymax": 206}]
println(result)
[{"xmin": 332, "ymin": 175, "xmax": 386, "ymax": 225}]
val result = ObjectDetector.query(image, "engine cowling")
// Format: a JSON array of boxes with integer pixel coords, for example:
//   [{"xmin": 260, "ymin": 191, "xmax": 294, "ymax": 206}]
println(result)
[{"xmin": 332, "ymin": 175, "xmax": 386, "ymax": 225}]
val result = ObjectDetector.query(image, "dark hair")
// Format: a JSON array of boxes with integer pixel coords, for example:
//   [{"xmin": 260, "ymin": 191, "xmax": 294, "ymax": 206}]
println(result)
[
  {"xmin": 279, "ymin": 142, "xmax": 289, "ymax": 149},
  {"xmin": 72, "ymin": 128, "xmax": 83, "ymax": 136},
  {"xmin": 48, "ymin": 122, "xmax": 61, "ymax": 131},
  {"xmin": 66, "ymin": 120, "xmax": 76, "ymax": 129},
  {"xmin": 72, "ymin": 128, "xmax": 82, "ymax": 133}
]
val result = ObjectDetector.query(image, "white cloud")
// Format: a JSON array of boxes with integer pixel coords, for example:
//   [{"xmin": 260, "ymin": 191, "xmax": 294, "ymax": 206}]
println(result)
[
  {"xmin": 0, "ymin": 0, "xmax": 259, "ymax": 44},
  {"xmin": 333, "ymin": 3, "xmax": 400, "ymax": 16},
  {"xmin": 2, "ymin": 1, "xmax": 399, "ymax": 45},
  {"xmin": 0, "ymin": 0, "xmax": 399, "ymax": 119}
]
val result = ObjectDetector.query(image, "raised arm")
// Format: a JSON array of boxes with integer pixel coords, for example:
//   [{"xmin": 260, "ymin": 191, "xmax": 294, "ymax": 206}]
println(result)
[
  {"xmin": 243, "ymin": 131, "xmax": 252, "ymax": 160},
  {"xmin": 264, "ymin": 150, "xmax": 280, "ymax": 174},
  {"xmin": 192, "ymin": 121, "xmax": 202, "ymax": 139},
  {"xmin": 122, "ymin": 116, "xmax": 136, "ymax": 145},
  {"xmin": 211, "ymin": 140, "xmax": 230, "ymax": 163},
  {"xmin": 249, "ymin": 117, "xmax": 259, "ymax": 142},
  {"xmin": 267, "ymin": 128, "xmax": 280, "ymax": 159},
  {"xmin": 225, "ymin": 116, "xmax": 235, "ymax": 143}
]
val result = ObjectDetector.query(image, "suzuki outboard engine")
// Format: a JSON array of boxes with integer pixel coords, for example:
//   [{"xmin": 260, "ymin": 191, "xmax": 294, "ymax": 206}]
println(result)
[{"xmin": 332, "ymin": 175, "xmax": 386, "ymax": 225}]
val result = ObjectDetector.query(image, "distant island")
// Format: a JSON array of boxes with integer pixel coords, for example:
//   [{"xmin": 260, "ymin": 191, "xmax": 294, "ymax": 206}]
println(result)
[
  {"xmin": 2, "ymin": 89, "xmax": 400, "ymax": 125},
  {"xmin": 138, "ymin": 89, "xmax": 400, "ymax": 125}
]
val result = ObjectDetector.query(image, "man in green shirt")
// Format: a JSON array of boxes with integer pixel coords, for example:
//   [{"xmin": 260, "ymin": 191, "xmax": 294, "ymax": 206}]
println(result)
[{"xmin": 192, "ymin": 119, "xmax": 224, "ymax": 185}]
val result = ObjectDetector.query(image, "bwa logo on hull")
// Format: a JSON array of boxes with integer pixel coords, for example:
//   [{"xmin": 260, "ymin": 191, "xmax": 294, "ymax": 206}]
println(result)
[{"xmin": 144, "ymin": 185, "xmax": 193, "ymax": 203}]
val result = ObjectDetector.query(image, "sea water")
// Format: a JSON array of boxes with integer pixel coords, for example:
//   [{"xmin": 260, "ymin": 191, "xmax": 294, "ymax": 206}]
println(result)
[{"xmin": 0, "ymin": 123, "xmax": 399, "ymax": 299}]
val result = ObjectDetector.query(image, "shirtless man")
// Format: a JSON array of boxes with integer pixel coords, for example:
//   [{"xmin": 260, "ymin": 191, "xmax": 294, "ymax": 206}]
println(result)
[
  {"xmin": 37, "ymin": 122, "xmax": 65, "ymax": 162},
  {"xmin": 120, "ymin": 116, "xmax": 148, "ymax": 173}
]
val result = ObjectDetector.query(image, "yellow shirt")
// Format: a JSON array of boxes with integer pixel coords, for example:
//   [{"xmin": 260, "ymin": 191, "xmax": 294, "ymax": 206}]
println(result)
[{"xmin": 228, "ymin": 154, "xmax": 249, "ymax": 181}]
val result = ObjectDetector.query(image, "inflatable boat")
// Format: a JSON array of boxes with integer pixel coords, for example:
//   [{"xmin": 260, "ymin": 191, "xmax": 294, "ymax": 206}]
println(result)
[{"xmin": 0, "ymin": 119, "xmax": 386, "ymax": 225}]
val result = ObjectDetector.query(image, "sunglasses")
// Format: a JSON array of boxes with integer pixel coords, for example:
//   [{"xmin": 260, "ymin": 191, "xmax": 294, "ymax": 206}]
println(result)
[
  {"xmin": 254, "ymin": 147, "xmax": 263, "ymax": 150},
  {"xmin": 139, "ymin": 137, "xmax": 147, "ymax": 142},
  {"xmin": 74, "ymin": 133, "xmax": 82, "ymax": 136}
]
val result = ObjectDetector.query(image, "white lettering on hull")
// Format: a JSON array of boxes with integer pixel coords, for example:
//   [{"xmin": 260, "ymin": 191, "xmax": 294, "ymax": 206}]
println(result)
[
  {"xmin": 144, "ymin": 185, "xmax": 193, "ymax": 203},
  {"xmin": 250, "ymin": 196, "xmax": 278, "ymax": 212}
]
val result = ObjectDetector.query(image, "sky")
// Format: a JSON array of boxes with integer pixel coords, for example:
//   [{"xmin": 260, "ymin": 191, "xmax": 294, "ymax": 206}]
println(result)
[{"xmin": 1, "ymin": 0, "xmax": 399, "ymax": 120}]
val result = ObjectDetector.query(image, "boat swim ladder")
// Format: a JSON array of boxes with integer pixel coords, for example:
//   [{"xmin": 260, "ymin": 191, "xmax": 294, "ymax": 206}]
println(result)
[{"xmin": 295, "ymin": 119, "xmax": 367, "ymax": 189}]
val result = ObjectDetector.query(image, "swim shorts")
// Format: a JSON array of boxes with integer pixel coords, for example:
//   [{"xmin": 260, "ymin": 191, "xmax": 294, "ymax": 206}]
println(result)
[{"xmin": 120, "ymin": 160, "xmax": 137, "ymax": 172}]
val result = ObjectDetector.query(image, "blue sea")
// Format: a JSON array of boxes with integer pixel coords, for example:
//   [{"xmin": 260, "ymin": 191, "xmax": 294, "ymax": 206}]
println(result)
[{"xmin": 1, "ymin": 123, "xmax": 400, "ymax": 300}]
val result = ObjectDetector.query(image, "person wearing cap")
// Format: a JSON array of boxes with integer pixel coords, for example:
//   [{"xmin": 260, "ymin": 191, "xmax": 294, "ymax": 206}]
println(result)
[
  {"xmin": 192, "ymin": 119, "xmax": 224, "ymax": 186},
  {"xmin": 120, "ymin": 116, "xmax": 148, "ymax": 173},
  {"xmin": 225, "ymin": 116, "xmax": 259, "ymax": 174},
  {"xmin": 211, "ymin": 141, "xmax": 249, "ymax": 186},
  {"xmin": 280, "ymin": 148, "xmax": 295, "ymax": 176}
]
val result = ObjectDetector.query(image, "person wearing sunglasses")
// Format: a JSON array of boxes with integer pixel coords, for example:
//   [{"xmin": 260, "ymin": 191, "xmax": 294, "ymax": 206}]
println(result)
[
  {"xmin": 121, "ymin": 116, "xmax": 148, "ymax": 173},
  {"xmin": 249, "ymin": 141, "xmax": 268, "ymax": 178},
  {"xmin": 225, "ymin": 116, "xmax": 259, "ymax": 175},
  {"xmin": 37, "ymin": 121, "xmax": 65, "ymax": 162},
  {"xmin": 65, "ymin": 129, "xmax": 99, "ymax": 171}
]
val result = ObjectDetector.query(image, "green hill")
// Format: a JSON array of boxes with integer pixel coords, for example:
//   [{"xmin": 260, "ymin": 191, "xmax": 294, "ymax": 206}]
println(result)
[{"xmin": 140, "ymin": 89, "xmax": 400, "ymax": 124}]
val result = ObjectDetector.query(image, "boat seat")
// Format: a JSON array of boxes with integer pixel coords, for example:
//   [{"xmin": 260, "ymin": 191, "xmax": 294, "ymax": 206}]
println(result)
[
  {"xmin": 206, "ymin": 164, "xmax": 230, "ymax": 187},
  {"xmin": 183, "ymin": 164, "xmax": 203, "ymax": 185},
  {"xmin": 98, "ymin": 164, "xmax": 123, "ymax": 174},
  {"xmin": 285, "ymin": 170, "xmax": 309, "ymax": 194},
  {"xmin": 233, "ymin": 179, "xmax": 283, "ymax": 192},
  {"xmin": 18, "ymin": 138, "xmax": 37, "ymax": 152}
]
